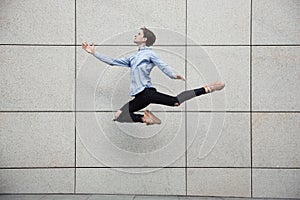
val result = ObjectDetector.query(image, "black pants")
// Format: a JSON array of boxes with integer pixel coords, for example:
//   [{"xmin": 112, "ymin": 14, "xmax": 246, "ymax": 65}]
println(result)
[{"xmin": 115, "ymin": 87, "xmax": 206, "ymax": 123}]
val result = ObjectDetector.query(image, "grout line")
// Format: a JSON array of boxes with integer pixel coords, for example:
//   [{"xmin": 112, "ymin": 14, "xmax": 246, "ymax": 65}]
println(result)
[
  {"xmin": 1, "ymin": 44, "xmax": 300, "ymax": 47},
  {"xmin": 250, "ymin": 0, "xmax": 253, "ymax": 197},
  {"xmin": 185, "ymin": 0, "xmax": 188, "ymax": 195},
  {"xmin": 0, "ymin": 111, "xmax": 75, "ymax": 113},
  {"xmin": 1, "ymin": 166, "xmax": 300, "ymax": 170},
  {"xmin": 1, "ymin": 193, "xmax": 298, "ymax": 200},
  {"xmin": 74, "ymin": 0, "xmax": 77, "ymax": 194},
  {"xmin": 1, "ymin": 110, "xmax": 299, "ymax": 113}
]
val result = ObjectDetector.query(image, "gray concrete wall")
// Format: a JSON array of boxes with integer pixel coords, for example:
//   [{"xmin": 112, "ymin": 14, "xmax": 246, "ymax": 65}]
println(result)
[{"xmin": 0, "ymin": 0, "xmax": 299, "ymax": 198}]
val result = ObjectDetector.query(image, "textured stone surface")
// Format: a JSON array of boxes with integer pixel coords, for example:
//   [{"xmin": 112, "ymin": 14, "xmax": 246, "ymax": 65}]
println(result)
[
  {"xmin": 187, "ymin": 0, "xmax": 250, "ymax": 45},
  {"xmin": 0, "ymin": 0, "xmax": 74, "ymax": 44},
  {"xmin": 0, "ymin": 169, "xmax": 74, "ymax": 193},
  {"xmin": 253, "ymin": 0, "xmax": 300, "ymax": 44},
  {"xmin": 0, "ymin": 46, "xmax": 75, "ymax": 111},
  {"xmin": 0, "ymin": 113, "xmax": 74, "ymax": 167},
  {"xmin": 77, "ymin": 0, "xmax": 186, "ymax": 45},
  {"xmin": 253, "ymin": 169, "xmax": 300, "ymax": 198},
  {"xmin": 187, "ymin": 168, "xmax": 251, "ymax": 197},
  {"xmin": 76, "ymin": 112, "xmax": 185, "ymax": 167},
  {"xmin": 187, "ymin": 46, "xmax": 249, "ymax": 111},
  {"xmin": 187, "ymin": 113, "xmax": 250, "ymax": 167},
  {"xmin": 252, "ymin": 47, "xmax": 300, "ymax": 111},
  {"xmin": 253, "ymin": 113, "xmax": 300, "ymax": 167},
  {"xmin": 76, "ymin": 168, "xmax": 185, "ymax": 195}
]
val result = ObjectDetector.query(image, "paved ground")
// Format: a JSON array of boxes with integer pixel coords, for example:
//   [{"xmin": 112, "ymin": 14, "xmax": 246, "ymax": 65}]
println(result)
[{"xmin": 0, "ymin": 195, "xmax": 289, "ymax": 200}]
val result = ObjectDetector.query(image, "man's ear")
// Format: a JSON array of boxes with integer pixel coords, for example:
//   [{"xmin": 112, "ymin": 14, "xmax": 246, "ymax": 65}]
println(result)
[{"xmin": 143, "ymin": 37, "xmax": 147, "ymax": 43}]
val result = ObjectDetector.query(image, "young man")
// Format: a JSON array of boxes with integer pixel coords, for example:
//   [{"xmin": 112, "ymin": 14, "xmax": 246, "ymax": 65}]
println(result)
[{"xmin": 82, "ymin": 27, "xmax": 225, "ymax": 125}]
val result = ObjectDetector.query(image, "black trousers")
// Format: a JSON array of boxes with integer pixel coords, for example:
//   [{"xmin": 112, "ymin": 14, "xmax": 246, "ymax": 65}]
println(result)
[{"xmin": 115, "ymin": 87, "xmax": 206, "ymax": 123}]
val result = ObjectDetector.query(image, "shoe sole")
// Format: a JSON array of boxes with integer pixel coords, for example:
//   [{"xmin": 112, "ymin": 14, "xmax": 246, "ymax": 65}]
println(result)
[
  {"xmin": 207, "ymin": 82, "xmax": 225, "ymax": 92},
  {"xmin": 144, "ymin": 110, "xmax": 161, "ymax": 124}
]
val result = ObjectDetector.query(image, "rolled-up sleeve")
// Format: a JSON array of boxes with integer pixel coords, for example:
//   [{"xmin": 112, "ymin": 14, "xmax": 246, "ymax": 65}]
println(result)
[
  {"xmin": 93, "ymin": 51, "xmax": 131, "ymax": 67},
  {"xmin": 150, "ymin": 51, "xmax": 177, "ymax": 79}
]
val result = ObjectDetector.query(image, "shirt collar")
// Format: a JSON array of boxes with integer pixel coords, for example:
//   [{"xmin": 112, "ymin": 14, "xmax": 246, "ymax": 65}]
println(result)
[{"xmin": 138, "ymin": 46, "xmax": 151, "ymax": 51}]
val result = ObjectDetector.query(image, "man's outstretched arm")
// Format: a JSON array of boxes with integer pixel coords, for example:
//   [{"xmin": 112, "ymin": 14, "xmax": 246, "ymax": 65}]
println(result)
[
  {"xmin": 82, "ymin": 42, "xmax": 130, "ymax": 67},
  {"xmin": 150, "ymin": 51, "xmax": 185, "ymax": 81}
]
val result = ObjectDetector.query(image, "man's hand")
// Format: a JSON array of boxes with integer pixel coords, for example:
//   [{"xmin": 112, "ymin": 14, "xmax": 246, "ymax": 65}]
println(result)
[
  {"xmin": 173, "ymin": 74, "xmax": 185, "ymax": 81},
  {"xmin": 82, "ymin": 42, "xmax": 95, "ymax": 54}
]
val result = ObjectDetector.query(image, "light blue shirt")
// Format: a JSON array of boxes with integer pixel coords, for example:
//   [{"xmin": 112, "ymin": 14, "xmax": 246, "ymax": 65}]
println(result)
[{"xmin": 93, "ymin": 46, "xmax": 177, "ymax": 96}]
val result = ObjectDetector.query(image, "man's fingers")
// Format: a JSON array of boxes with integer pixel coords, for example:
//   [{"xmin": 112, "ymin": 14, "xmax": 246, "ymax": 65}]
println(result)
[
  {"xmin": 81, "ymin": 42, "xmax": 94, "ymax": 53},
  {"xmin": 81, "ymin": 43, "xmax": 86, "ymax": 49},
  {"xmin": 174, "ymin": 74, "xmax": 185, "ymax": 81},
  {"xmin": 82, "ymin": 42, "xmax": 87, "ymax": 48}
]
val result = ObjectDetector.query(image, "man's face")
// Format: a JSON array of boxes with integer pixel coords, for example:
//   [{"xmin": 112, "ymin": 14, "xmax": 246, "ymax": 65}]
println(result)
[{"xmin": 134, "ymin": 30, "xmax": 147, "ymax": 45}]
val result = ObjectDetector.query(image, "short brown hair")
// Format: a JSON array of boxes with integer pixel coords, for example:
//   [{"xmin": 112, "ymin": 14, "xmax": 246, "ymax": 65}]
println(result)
[{"xmin": 141, "ymin": 27, "xmax": 156, "ymax": 46}]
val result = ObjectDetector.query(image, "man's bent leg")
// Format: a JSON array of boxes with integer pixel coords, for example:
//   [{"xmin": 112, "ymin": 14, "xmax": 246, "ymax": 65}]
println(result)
[
  {"xmin": 114, "ymin": 102, "xmax": 144, "ymax": 123},
  {"xmin": 114, "ymin": 91, "xmax": 151, "ymax": 123}
]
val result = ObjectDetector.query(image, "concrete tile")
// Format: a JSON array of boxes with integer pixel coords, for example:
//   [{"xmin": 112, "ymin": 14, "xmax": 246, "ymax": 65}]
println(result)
[
  {"xmin": 135, "ymin": 195, "xmax": 179, "ymax": 200},
  {"xmin": 87, "ymin": 195, "xmax": 134, "ymax": 200},
  {"xmin": 178, "ymin": 197, "xmax": 254, "ymax": 200},
  {"xmin": 187, "ymin": 168, "xmax": 251, "ymax": 197},
  {"xmin": 77, "ymin": 0, "xmax": 186, "ymax": 45},
  {"xmin": 178, "ymin": 197, "xmax": 220, "ymax": 200},
  {"xmin": 0, "ymin": 0, "xmax": 74, "ymax": 44},
  {"xmin": 253, "ymin": 113, "xmax": 300, "ymax": 168},
  {"xmin": 0, "ymin": 169, "xmax": 74, "ymax": 193},
  {"xmin": 187, "ymin": 113, "xmax": 250, "ymax": 167},
  {"xmin": 178, "ymin": 197, "xmax": 256, "ymax": 200},
  {"xmin": 187, "ymin": 0, "xmax": 250, "ymax": 45},
  {"xmin": 180, "ymin": 198, "xmax": 279, "ymax": 200},
  {"xmin": 253, "ymin": 0, "xmax": 300, "ymax": 44},
  {"xmin": 76, "ymin": 112, "xmax": 185, "ymax": 167},
  {"xmin": 0, "ymin": 195, "xmax": 44, "ymax": 200},
  {"xmin": 77, "ymin": 46, "xmax": 185, "ymax": 112},
  {"xmin": 40, "ymin": 195, "xmax": 90, "ymax": 200},
  {"xmin": 0, "ymin": 46, "xmax": 75, "ymax": 111},
  {"xmin": 253, "ymin": 169, "xmax": 300, "ymax": 198},
  {"xmin": 187, "ymin": 46, "xmax": 249, "ymax": 111},
  {"xmin": 76, "ymin": 168, "xmax": 185, "ymax": 195},
  {"xmin": 0, "ymin": 195, "xmax": 269, "ymax": 200},
  {"xmin": 252, "ymin": 47, "xmax": 300, "ymax": 111},
  {"xmin": 0, "ymin": 195, "xmax": 105, "ymax": 200},
  {"xmin": 0, "ymin": 113, "xmax": 74, "ymax": 167}
]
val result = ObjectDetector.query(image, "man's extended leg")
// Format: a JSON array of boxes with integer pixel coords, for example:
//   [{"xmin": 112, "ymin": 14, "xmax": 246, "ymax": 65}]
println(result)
[{"xmin": 149, "ymin": 81, "xmax": 225, "ymax": 106}]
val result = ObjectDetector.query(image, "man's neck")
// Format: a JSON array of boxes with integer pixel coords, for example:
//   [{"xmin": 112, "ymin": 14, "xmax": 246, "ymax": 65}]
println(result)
[{"xmin": 138, "ymin": 43, "xmax": 146, "ymax": 50}]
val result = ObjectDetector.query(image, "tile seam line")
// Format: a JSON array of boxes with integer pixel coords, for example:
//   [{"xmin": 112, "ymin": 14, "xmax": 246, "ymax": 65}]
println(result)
[
  {"xmin": 185, "ymin": 0, "xmax": 188, "ymax": 196},
  {"xmin": 2, "ymin": 44, "xmax": 300, "ymax": 46},
  {"xmin": 74, "ymin": 0, "xmax": 77, "ymax": 194},
  {"xmin": 1, "ymin": 111, "xmax": 299, "ymax": 113},
  {"xmin": 1, "ymin": 167, "xmax": 300, "ymax": 169},
  {"xmin": 0, "ymin": 193, "xmax": 298, "ymax": 199},
  {"xmin": 250, "ymin": 0, "xmax": 253, "ymax": 197}
]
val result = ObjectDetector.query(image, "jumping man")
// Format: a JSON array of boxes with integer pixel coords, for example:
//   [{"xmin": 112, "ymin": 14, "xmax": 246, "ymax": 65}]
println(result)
[{"xmin": 82, "ymin": 27, "xmax": 225, "ymax": 125}]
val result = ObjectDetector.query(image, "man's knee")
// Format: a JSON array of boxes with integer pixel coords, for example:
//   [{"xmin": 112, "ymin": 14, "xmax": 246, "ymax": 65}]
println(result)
[
  {"xmin": 114, "ymin": 110, "xmax": 122, "ymax": 120},
  {"xmin": 174, "ymin": 97, "xmax": 180, "ymax": 106}
]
